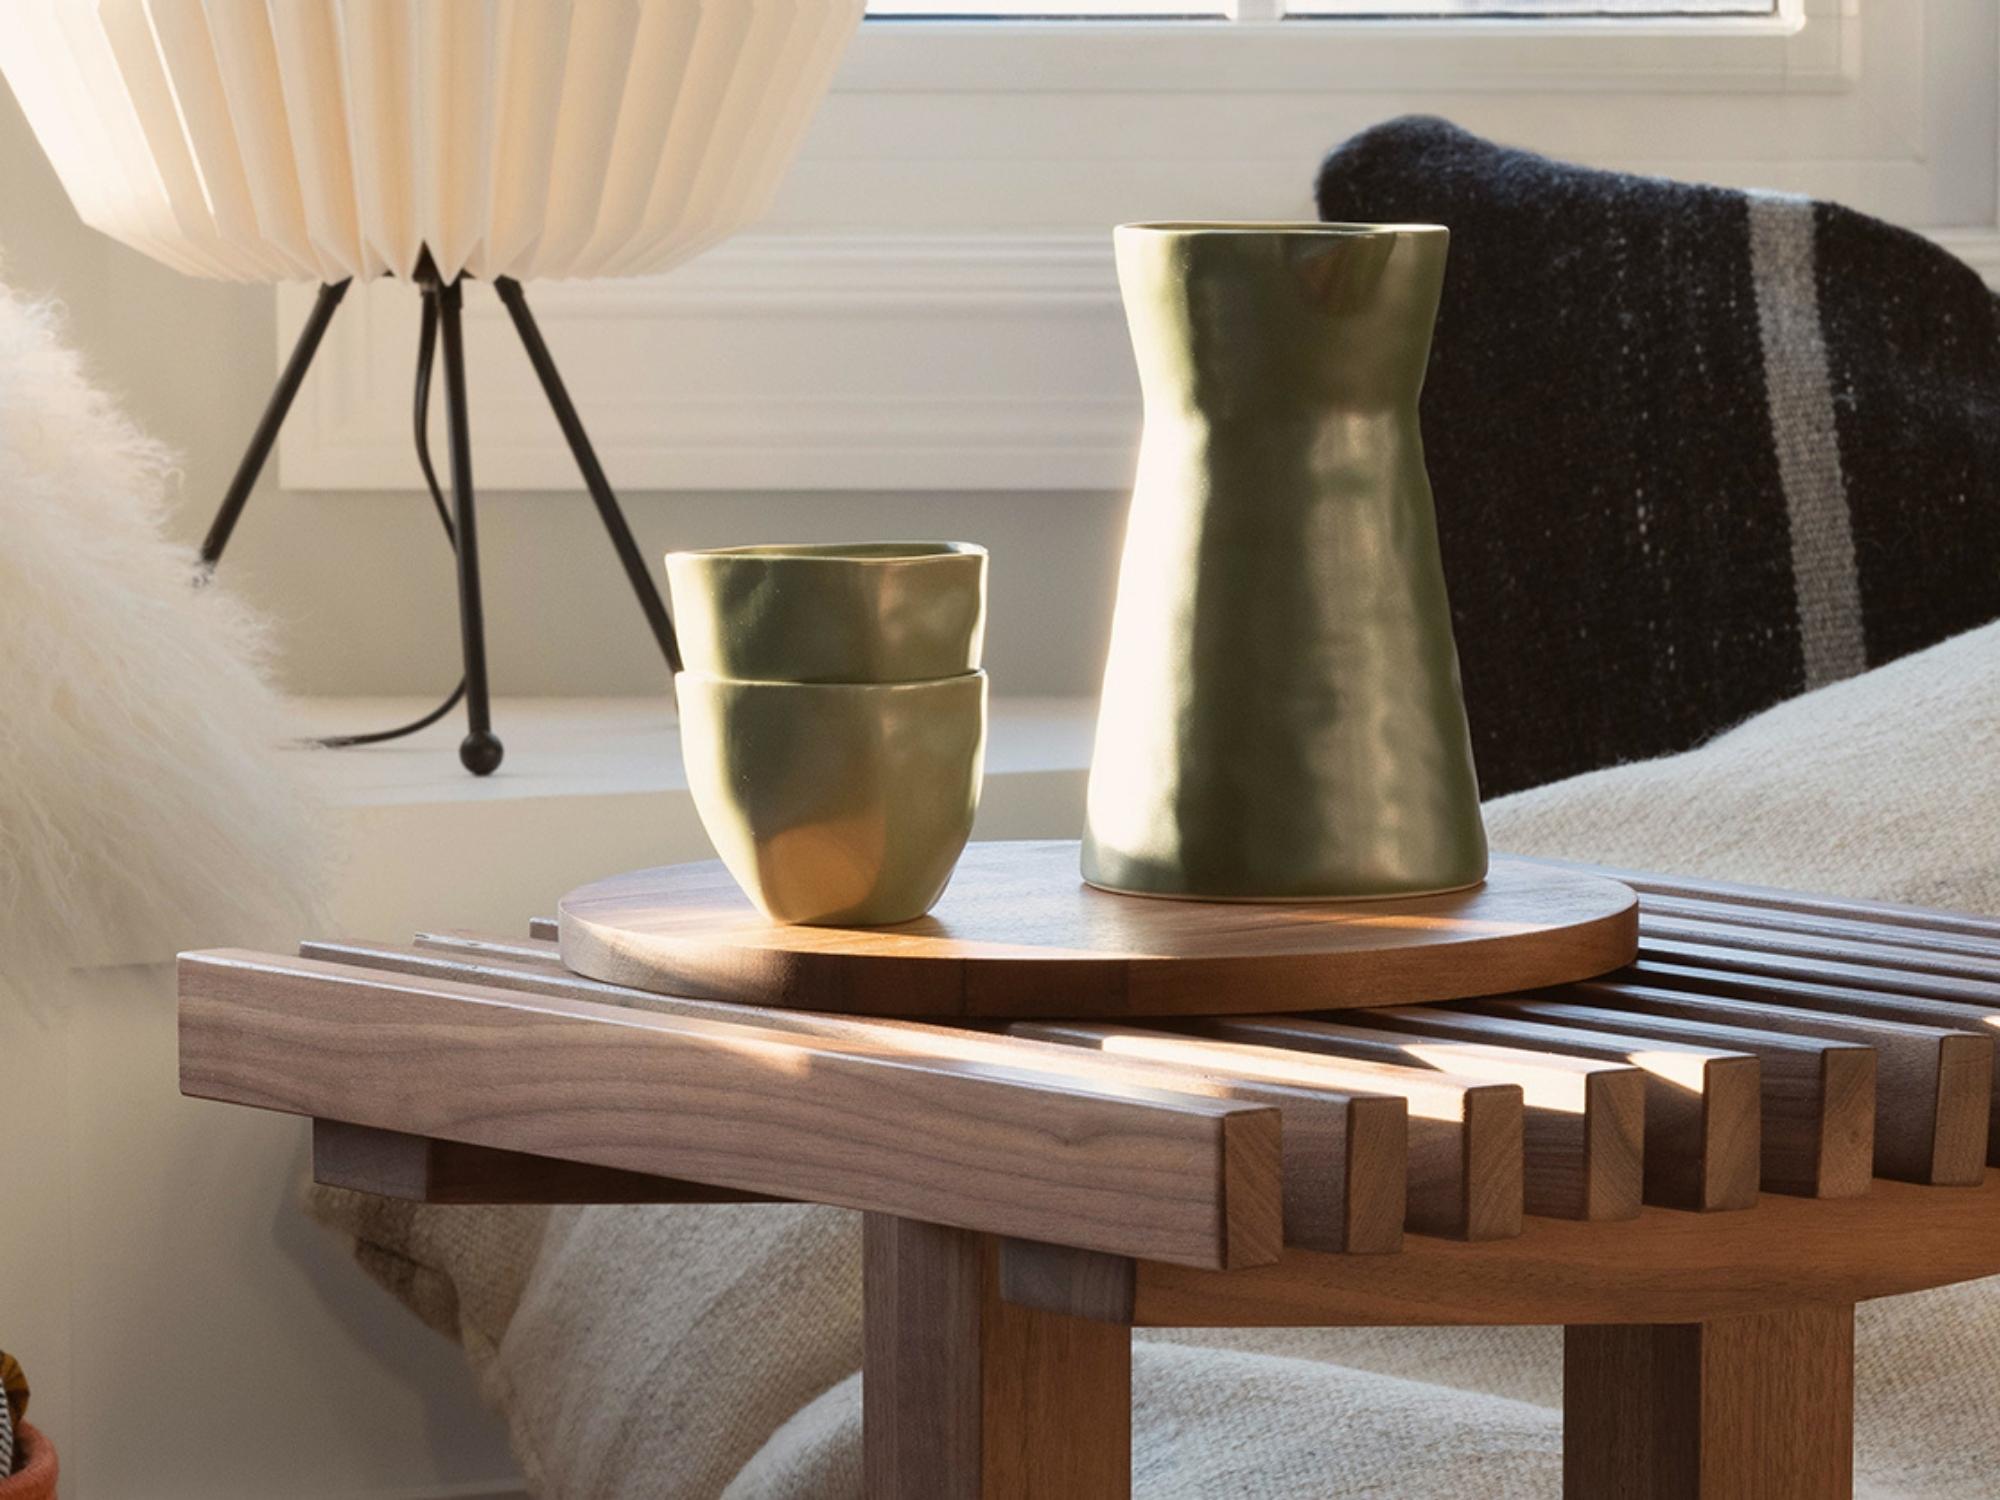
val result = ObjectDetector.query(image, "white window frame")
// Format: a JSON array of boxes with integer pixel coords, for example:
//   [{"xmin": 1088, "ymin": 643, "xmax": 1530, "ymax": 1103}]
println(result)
[
  {"xmin": 281, "ymin": 0, "xmax": 2000, "ymax": 495},
  {"xmin": 841, "ymin": 0, "xmax": 1839, "ymax": 96}
]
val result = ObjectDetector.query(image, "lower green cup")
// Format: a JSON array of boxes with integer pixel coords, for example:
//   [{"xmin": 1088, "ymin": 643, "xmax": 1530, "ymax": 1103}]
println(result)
[{"xmin": 675, "ymin": 670, "xmax": 988, "ymax": 926}]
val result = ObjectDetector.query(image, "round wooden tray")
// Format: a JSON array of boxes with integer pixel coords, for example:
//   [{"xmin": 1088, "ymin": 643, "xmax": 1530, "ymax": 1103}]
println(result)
[{"xmin": 556, "ymin": 840, "xmax": 1638, "ymax": 1018}]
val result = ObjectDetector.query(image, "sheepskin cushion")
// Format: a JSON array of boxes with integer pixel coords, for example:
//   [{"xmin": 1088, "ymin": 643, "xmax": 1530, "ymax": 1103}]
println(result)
[
  {"xmin": 0, "ymin": 287, "xmax": 320, "ymax": 997},
  {"xmin": 311, "ymin": 617, "xmax": 2000, "ymax": 1500},
  {"xmin": 0, "ymin": 279, "xmax": 327, "ymax": 1499}
]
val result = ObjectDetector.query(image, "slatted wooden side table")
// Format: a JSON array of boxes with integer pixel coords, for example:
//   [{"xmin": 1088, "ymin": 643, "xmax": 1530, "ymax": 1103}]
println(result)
[{"xmin": 179, "ymin": 842, "xmax": 2000, "ymax": 1499}]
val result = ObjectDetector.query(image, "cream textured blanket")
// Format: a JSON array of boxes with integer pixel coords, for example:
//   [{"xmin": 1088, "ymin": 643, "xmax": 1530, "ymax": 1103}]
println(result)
[{"xmin": 313, "ymin": 618, "xmax": 2000, "ymax": 1498}]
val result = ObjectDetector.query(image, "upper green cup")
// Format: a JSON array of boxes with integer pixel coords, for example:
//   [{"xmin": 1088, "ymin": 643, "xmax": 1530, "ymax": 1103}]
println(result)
[{"xmin": 665, "ymin": 542, "xmax": 988, "ymax": 684}]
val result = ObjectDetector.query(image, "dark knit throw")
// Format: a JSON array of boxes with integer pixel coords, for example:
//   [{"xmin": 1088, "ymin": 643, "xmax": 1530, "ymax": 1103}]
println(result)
[{"xmin": 1316, "ymin": 116, "xmax": 2000, "ymax": 798}]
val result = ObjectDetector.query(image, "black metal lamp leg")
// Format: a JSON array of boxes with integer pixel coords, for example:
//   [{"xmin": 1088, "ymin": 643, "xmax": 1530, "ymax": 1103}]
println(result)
[
  {"xmin": 493, "ymin": 275, "xmax": 683, "ymax": 675},
  {"xmin": 200, "ymin": 278, "xmax": 351, "ymax": 572},
  {"xmin": 433, "ymin": 276, "xmax": 505, "ymax": 776}
]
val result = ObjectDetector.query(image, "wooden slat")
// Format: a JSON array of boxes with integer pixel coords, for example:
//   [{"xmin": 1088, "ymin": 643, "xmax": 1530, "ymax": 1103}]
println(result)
[
  {"xmin": 1130, "ymin": 1174, "xmax": 2000, "ymax": 1329},
  {"xmin": 1200, "ymin": 1015, "xmax": 1643, "ymax": 1222},
  {"xmin": 1613, "ymin": 957, "xmax": 2000, "ymax": 1164},
  {"xmin": 1355, "ymin": 1007, "xmax": 1759, "ymax": 1213},
  {"xmin": 309, "ymin": 938, "xmax": 1405, "ymax": 1255},
  {"xmin": 1643, "ymin": 910, "xmax": 2000, "ymax": 986},
  {"xmin": 414, "ymin": 929, "xmax": 562, "ymax": 963},
  {"xmin": 1564, "ymin": 1307, "xmax": 1854, "ymax": 1499},
  {"xmin": 1527, "ymin": 856, "xmax": 2000, "ymax": 942},
  {"xmin": 338, "ymin": 937, "xmax": 669, "ymax": 994},
  {"xmin": 312, "ymin": 1119, "xmax": 779, "ymax": 1204},
  {"xmin": 180, "ymin": 950, "xmax": 1281, "ymax": 1269},
  {"xmin": 1640, "ymin": 893, "xmax": 2000, "ymax": 966},
  {"xmin": 1013, "ymin": 1021, "xmax": 1522, "ymax": 1242},
  {"xmin": 865, "ymin": 1216, "xmax": 1130, "ymax": 1499},
  {"xmin": 528, "ymin": 916, "xmax": 559, "ymax": 941},
  {"xmin": 1561, "ymin": 980, "xmax": 1990, "ymax": 1186},
  {"xmin": 1455, "ymin": 999, "xmax": 1873, "ymax": 1199},
  {"xmin": 1641, "ymin": 934, "xmax": 2000, "ymax": 1009}
]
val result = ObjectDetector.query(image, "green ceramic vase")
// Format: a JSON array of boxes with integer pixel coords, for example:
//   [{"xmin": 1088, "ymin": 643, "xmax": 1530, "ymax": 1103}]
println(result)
[{"xmin": 1081, "ymin": 222, "xmax": 1489, "ymax": 901}]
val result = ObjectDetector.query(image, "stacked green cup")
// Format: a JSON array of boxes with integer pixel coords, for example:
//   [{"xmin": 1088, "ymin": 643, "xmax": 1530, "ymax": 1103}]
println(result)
[{"xmin": 665, "ymin": 542, "xmax": 989, "ymax": 926}]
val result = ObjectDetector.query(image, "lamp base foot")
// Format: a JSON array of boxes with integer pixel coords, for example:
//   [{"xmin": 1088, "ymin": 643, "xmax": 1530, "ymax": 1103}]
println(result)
[{"xmin": 459, "ymin": 730, "xmax": 505, "ymax": 777}]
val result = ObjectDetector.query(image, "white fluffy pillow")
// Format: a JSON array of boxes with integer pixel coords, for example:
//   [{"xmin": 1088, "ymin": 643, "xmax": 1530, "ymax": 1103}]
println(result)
[{"xmin": 0, "ymin": 288, "xmax": 322, "ymax": 996}]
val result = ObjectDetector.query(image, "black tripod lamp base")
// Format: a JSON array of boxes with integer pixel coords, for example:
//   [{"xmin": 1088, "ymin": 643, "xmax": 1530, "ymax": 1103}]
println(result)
[{"xmin": 201, "ymin": 266, "xmax": 681, "ymax": 777}]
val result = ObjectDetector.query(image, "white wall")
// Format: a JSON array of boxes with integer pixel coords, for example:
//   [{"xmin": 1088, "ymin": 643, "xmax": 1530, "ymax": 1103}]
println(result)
[{"xmin": 0, "ymin": 974, "xmax": 522, "ymax": 1500}]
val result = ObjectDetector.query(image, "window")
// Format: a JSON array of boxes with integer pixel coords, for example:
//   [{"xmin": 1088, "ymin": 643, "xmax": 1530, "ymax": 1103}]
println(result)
[
  {"xmin": 288, "ymin": 1, "xmax": 1991, "ymax": 496},
  {"xmin": 865, "ymin": 1, "xmax": 1776, "ymax": 16}
]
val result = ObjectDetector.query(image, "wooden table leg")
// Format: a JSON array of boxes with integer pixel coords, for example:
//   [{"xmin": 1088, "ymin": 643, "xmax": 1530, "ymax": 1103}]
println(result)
[
  {"xmin": 864, "ymin": 1214, "xmax": 1132, "ymax": 1499},
  {"xmin": 1564, "ymin": 1304, "xmax": 1855, "ymax": 1498}
]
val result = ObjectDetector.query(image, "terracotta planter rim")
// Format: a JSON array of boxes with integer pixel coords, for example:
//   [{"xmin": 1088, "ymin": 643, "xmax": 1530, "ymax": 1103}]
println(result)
[{"xmin": 0, "ymin": 1422, "xmax": 57, "ymax": 1500}]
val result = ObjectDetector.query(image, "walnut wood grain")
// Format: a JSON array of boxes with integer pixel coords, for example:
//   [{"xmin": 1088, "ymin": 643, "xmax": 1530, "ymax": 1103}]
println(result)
[
  {"xmin": 997, "ymin": 1239, "xmax": 1137, "ymax": 1325},
  {"xmin": 308, "ymin": 938, "xmax": 1406, "ymax": 1255},
  {"xmin": 1013, "ymin": 1021, "xmax": 1522, "ymax": 1241},
  {"xmin": 1560, "ymin": 981, "xmax": 1990, "ymax": 1187},
  {"xmin": 1529, "ymin": 856, "xmax": 2000, "ymax": 941},
  {"xmin": 1641, "ymin": 934, "xmax": 2000, "ymax": 1009},
  {"xmin": 1201, "ymin": 1015, "xmax": 1643, "ymax": 1222},
  {"xmin": 1459, "ymin": 999, "xmax": 1874, "ymax": 1200},
  {"xmin": 311, "ymin": 1119, "xmax": 779, "ymax": 1204},
  {"xmin": 1564, "ymin": 1307, "xmax": 1853, "ymax": 1499},
  {"xmin": 556, "ymin": 843, "xmax": 1638, "ymax": 1018},
  {"xmin": 1355, "ymin": 1007, "xmax": 1761, "ymax": 1213},
  {"xmin": 1131, "ymin": 1173, "xmax": 2000, "ymax": 1328},
  {"xmin": 180, "ymin": 950, "xmax": 1281, "ymax": 1269},
  {"xmin": 865, "ymin": 1216, "xmax": 1130, "ymax": 1500},
  {"xmin": 1611, "ymin": 957, "xmax": 2000, "ymax": 1164},
  {"xmin": 1643, "ymin": 910, "xmax": 2000, "ymax": 985}
]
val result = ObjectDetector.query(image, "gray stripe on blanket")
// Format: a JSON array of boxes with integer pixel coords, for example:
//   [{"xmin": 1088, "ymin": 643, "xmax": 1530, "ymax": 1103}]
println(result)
[{"xmin": 1748, "ymin": 191, "xmax": 1867, "ymax": 690}]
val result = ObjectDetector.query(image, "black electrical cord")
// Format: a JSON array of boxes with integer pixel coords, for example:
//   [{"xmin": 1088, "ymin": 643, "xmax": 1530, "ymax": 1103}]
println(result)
[{"xmin": 309, "ymin": 281, "xmax": 469, "ymax": 749}]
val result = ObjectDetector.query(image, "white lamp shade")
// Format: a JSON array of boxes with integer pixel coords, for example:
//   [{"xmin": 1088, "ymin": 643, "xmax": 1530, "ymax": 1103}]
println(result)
[{"xmin": 0, "ymin": 0, "xmax": 864, "ymax": 284}]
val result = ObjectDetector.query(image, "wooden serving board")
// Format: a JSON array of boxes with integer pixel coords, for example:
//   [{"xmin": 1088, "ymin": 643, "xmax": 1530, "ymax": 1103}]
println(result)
[{"xmin": 556, "ymin": 840, "xmax": 1637, "ymax": 1018}]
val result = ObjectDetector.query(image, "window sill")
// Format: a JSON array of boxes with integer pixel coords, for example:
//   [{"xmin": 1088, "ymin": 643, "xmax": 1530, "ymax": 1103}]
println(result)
[
  {"xmin": 289, "ymin": 694, "xmax": 1096, "ymax": 809},
  {"xmin": 296, "ymin": 694, "xmax": 1097, "ymax": 938}
]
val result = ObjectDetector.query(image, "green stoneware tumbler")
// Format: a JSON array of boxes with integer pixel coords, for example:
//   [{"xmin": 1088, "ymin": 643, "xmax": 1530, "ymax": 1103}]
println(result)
[
  {"xmin": 676, "ymin": 671, "xmax": 988, "ymax": 926},
  {"xmin": 1081, "ymin": 221, "xmax": 1488, "ymax": 901},
  {"xmin": 666, "ymin": 542, "xmax": 987, "ymax": 683}
]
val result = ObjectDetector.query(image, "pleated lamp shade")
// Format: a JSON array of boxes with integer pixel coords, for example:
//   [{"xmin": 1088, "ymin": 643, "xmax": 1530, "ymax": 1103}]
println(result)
[{"xmin": 0, "ymin": 0, "xmax": 865, "ymax": 284}]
